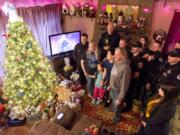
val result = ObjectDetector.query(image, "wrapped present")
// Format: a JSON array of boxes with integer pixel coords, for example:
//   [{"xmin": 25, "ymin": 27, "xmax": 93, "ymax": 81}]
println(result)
[
  {"xmin": 60, "ymin": 80, "xmax": 71, "ymax": 88},
  {"xmin": 55, "ymin": 100, "xmax": 65, "ymax": 112},
  {"xmin": 71, "ymin": 83, "xmax": 83, "ymax": 92},
  {"xmin": 0, "ymin": 104, "xmax": 5, "ymax": 113},
  {"xmin": 81, "ymin": 124, "xmax": 99, "ymax": 135},
  {"xmin": 75, "ymin": 89, "xmax": 85, "ymax": 98},
  {"xmin": 8, "ymin": 118, "xmax": 26, "ymax": 127},
  {"xmin": 55, "ymin": 86, "xmax": 72, "ymax": 101},
  {"xmin": 0, "ymin": 109, "xmax": 8, "ymax": 127}
]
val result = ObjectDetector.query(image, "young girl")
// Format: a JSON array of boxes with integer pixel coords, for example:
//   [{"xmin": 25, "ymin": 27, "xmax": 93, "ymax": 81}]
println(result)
[
  {"xmin": 103, "ymin": 50, "xmax": 114, "ymax": 107},
  {"xmin": 91, "ymin": 63, "xmax": 106, "ymax": 105}
]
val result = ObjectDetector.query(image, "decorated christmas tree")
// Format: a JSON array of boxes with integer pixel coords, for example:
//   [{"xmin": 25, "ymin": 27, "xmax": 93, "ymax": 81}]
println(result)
[{"xmin": 2, "ymin": 2, "xmax": 57, "ymax": 120}]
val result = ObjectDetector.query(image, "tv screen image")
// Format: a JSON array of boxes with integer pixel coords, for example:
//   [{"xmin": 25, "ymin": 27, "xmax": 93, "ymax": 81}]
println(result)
[{"xmin": 49, "ymin": 31, "xmax": 81, "ymax": 56}]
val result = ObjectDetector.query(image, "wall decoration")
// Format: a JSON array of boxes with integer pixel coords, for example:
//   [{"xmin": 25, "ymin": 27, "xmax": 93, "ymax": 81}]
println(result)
[
  {"xmin": 153, "ymin": 29, "xmax": 167, "ymax": 43},
  {"xmin": 96, "ymin": 4, "xmax": 147, "ymax": 30},
  {"xmin": 62, "ymin": 3, "xmax": 69, "ymax": 15},
  {"xmin": 61, "ymin": 2, "xmax": 96, "ymax": 18}
]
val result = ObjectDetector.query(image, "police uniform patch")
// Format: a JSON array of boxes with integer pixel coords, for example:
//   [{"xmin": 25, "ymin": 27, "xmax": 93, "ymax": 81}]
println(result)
[
  {"xmin": 163, "ymin": 72, "xmax": 167, "ymax": 77},
  {"xmin": 159, "ymin": 57, "xmax": 163, "ymax": 62},
  {"xmin": 138, "ymin": 63, "xmax": 143, "ymax": 68},
  {"xmin": 177, "ymin": 75, "xmax": 180, "ymax": 80},
  {"xmin": 167, "ymin": 70, "xmax": 171, "ymax": 74}
]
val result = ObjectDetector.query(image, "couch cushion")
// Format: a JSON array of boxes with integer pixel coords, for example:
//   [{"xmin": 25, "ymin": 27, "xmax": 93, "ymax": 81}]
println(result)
[
  {"xmin": 55, "ymin": 106, "xmax": 76, "ymax": 129},
  {"xmin": 70, "ymin": 115, "xmax": 102, "ymax": 135},
  {"xmin": 29, "ymin": 120, "xmax": 73, "ymax": 135}
]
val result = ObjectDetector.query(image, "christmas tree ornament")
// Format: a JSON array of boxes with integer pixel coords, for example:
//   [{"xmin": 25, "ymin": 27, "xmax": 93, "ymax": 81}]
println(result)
[{"xmin": 26, "ymin": 40, "xmax": 33, "ymax": 49}]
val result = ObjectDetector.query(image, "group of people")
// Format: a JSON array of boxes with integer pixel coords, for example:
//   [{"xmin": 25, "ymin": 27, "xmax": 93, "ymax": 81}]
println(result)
[{"xmin": 73, "ymin": 22, "xmax": 180, "ymax": 135}]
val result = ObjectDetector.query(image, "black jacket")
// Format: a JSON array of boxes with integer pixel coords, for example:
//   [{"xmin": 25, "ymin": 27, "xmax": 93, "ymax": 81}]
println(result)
[
  {"xmin": 139, "ymin": 100, "xmax": 176, "ymax": 135},
  {"xmin": 73, "ymin": 42, "xmax": 88, "ymax": 67},
  {"xmin": 98, "ymin": 31, "xmax": 120, "ymax": 59}
]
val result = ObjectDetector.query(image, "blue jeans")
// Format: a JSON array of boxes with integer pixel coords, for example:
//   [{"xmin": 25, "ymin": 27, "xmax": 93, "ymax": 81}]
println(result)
[
  {"xmin": 111, "ymin": 89, "xmax": 122, "ymax": 120},
  {"xmin": 86, "ymin": 76, "xmax": 95, "ymax": 96}
]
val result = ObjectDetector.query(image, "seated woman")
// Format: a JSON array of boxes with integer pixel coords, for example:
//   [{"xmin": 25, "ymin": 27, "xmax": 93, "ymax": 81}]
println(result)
[{"xmin": 137, "ymin": 82, "xmax": 178, "ymax": 135}]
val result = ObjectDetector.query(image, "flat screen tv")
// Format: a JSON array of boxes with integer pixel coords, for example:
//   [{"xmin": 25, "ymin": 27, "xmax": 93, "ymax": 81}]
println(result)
[{"xmin": 49, "ymin": 31, "xmax": 81, "ymax": 56}]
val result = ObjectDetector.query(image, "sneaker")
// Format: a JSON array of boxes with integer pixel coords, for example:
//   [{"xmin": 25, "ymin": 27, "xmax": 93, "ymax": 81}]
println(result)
[
  {"xmin": 88, "ymin": 94, "xmax": 93, "ymax": 99},
  {"xmin": 102, "ymin": 129, "xmax": 109, "ymax": 135},
  {"xmin": 96, "ymin": 99, "xmax": 102, "ymax": 105},
  {"xmin": 107, "ymin": 106, "xmax": 115, "ymax": 112},
  {"xmin": 109, "ymin": 132, "xmax": 116, "ymax": 135},
  {"xmin": 91, "ymin": 98, "xmax": 97, "ymax": 105}
]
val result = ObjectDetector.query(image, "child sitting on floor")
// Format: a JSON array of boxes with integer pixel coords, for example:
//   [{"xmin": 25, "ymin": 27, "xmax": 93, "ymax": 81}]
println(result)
[{"xmin": 90, "ymin": 63, "xmax": 106, "ymax": 105}]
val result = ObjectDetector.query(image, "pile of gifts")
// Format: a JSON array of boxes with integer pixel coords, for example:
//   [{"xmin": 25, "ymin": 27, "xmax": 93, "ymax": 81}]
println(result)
[{"xmin": 55, "ymin": 80, "xmax": 85, "ymax": 110}]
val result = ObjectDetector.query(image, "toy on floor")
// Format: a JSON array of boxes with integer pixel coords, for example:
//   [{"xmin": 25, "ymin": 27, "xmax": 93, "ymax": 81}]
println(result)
[
  {"xmin": 0, "ymin": 104, "xmax": 7, "ymax": 127},
  {"xmin": 0, "ymin": 89, "xmax": 8, "ymax": 127},
  {"xmin": 63, "ymin": 57, "xmax": 73, "ymax": 79},
  {"xmin": 81, "ymin": 124, "xmax": 99, "ymax": 135}
]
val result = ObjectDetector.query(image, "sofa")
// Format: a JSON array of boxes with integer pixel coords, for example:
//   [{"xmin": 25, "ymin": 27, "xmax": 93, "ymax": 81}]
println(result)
[{"xmin": 29, "ymin": 106, "xmax": 102, "ymax": 135}]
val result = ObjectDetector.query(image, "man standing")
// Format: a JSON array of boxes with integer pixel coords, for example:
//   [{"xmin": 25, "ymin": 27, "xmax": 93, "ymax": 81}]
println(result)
[
  {"xmin": 110, "ymin": 48, "xmax": 131, "ymax": 123},
  {"xmin": 160, "ymin": 49, "xmax": 180, "ymax": 135},
  {"xmin": 125, "ymin": 42, "xmax": 144, "ymax": 111},
  {"xmin": 98, "ymin": 22, "xmax": 120, "ymax": 60},
  {"xmin": 119, "ymin": 37, "xmax": 132, "ymax": 59},
  {"xmin": 73, "ymin": 33, "xmax": 88, "ymax": 86}
]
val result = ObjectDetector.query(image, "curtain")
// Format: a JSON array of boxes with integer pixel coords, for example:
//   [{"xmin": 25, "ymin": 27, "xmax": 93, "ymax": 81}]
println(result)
[
  {"xmin": 18, "ymin": 4, "xmax": 62, "ymax": 56},
  {"xmin": 164, "ymin": 11, "xmax": 180, "ymax": 52},
  {"xmin": 0, "ymin": 4, "xmax": 62, "ymax": 79},
  {"xmin": 0, "ymin": 11, "xmax": 7, "ymax": 79}
]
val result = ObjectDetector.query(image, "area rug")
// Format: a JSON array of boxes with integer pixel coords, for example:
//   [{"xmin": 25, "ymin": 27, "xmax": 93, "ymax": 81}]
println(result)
[{"xmin": 81, "ymin": 97, "xmax": 141, "ymax": 134}]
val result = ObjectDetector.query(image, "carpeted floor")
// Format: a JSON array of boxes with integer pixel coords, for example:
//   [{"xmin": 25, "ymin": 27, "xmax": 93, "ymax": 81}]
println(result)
[
  {"xmin": 81, "ymin": 97, "xmax": 142, "ymax": 134},
  {"xmin": 0, "ymin": 97, "xmax": 142, "ymax": 135}
]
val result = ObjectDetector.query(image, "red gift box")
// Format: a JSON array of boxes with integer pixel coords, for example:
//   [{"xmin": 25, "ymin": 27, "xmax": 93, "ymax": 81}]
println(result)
[{"xmin": 0, "ymin": 104, "xmax": 5, "ymax": 113}]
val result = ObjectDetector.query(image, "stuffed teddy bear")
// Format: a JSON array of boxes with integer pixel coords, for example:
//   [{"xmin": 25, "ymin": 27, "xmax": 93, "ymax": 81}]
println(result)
[
  {"xmin": 63, "ymin": 57, "xmax": 73, "ymax": 79},
  {"xmin": 74, "ymin": 3, "xmax": 82, "ymax": 17},
  {"xmin": 70, "ymin": 5, "xmax": 75, "ymax": 16}
]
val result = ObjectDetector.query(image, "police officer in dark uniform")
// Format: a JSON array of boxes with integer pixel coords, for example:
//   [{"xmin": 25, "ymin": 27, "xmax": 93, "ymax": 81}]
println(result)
[
  {"xmin": 141, "ymin": 41, "xmax": 164, "ymax": 108},
  {"xmin": 125, "ymin": 41, "xmax": 144, "ymax": 111},
  {"xmin": 73, "ymin": 33, "xmax": 89, "ymax": 86},
  {"xmin": 98, "ymin": 22, "xmax": 120, "ymax": 60},
  {"xmin": 159, "ymin": 49, "xmax": 180, "ymax": 88},
  {"xmin": 159, "ymin": 49, "xmax": 180, "ymax": 135}
]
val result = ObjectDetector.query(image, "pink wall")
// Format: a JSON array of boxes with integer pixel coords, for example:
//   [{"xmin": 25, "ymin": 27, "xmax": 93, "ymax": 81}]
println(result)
[
  {"xmin": 151, "ymin": 0, "xmax": 180, "ymax": 38},
  {"xmin": 62, "ymin": 15, "xmax": 96, "ymax": 42}
]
